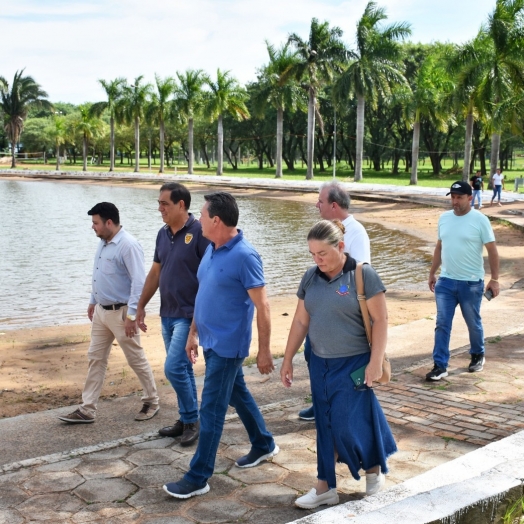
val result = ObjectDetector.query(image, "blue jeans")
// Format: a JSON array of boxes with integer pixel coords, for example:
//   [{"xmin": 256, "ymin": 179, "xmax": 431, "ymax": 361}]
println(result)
[
  {"xmin": 432, "ymin": 277, "xmax": 485, "ymax": 369},
  {"xmin": 161, "ymin": 317, "xmax": 198, "ymax": 424},
  {"xmin": 492, "ymin": 185, "xmax": 502, "ymax": 202},
  {"xmin": 184, "ymin": 348, "xmax": 275, "ymax": 487},
  {"xmin": 471, "ymin": 190, "xmax": 482, "ymax": 208}
]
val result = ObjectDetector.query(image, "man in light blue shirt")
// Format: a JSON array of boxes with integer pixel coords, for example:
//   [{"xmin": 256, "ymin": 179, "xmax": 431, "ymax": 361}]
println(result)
[
  {"xmin": 426, "ymin": 181, "xmax": 500, "ymax": 381},
  {"xmin": 59, "ymin": 202, "xmax": 159, "ymax": 424}
]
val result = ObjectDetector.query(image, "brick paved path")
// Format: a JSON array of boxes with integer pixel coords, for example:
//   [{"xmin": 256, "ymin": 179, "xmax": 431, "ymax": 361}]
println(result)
[{"xmin": 378, "ymin": 382, "xmax": 524, "ymax": 446}]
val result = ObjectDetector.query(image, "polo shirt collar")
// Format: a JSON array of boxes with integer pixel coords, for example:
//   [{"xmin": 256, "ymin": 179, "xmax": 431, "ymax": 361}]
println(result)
[
  {"xmin": 211, "ymin": 229, "xmax": 243, "ymax": 252},
  {"xmin": 315, "ymin": 254, "xmax": 357, "ymax": 281},
  {"xmin": 165, "ymin": 214, "xmax": 196, "ymax": 239}
]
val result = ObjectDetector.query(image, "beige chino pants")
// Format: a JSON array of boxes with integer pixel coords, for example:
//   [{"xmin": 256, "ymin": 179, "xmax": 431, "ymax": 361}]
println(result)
[{"xmin": 80, "ymin": 304, "xmax": 159, "ymax": 418}]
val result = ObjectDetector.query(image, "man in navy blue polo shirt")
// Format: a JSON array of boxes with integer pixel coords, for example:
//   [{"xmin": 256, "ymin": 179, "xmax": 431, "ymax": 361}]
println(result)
[
  {"xmin": 163, "ymin": 192, "xmax": 279, "ymax": 499},
  {"xmin": 137, "ymin": 183, "xmax": 209, "ymax": 446}
]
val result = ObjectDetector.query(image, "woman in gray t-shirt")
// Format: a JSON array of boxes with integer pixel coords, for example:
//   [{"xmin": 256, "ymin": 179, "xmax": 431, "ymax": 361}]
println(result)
[{"xmin": 280, "ymin": 220, "xmax": 396, "ymax": 509}]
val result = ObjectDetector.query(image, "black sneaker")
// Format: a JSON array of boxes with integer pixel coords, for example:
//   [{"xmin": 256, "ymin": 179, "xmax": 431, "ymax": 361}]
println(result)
[
  {"xmin": 180, "ymin": 421, "xmax": 200, "ymax": 447},
  {"xmin": 468, "ymin": 354, "xmax": 485, "ymax": 372},
  {"xmin": 425, "ymin": 365, "xmax": 448, "ymax": 381},
  {"xmin": 159, "ymin": 419, "xmax": 184, "ymax": 438}
]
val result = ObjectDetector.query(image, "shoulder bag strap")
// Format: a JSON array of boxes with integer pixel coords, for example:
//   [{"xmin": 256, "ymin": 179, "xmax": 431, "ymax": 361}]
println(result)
[{"xmin": 355, "ymin": 262, "xmax": 372, "ymax": 347}]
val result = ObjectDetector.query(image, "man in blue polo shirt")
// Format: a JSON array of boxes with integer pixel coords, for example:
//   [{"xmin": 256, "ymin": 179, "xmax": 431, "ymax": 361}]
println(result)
[
  {"xmin": 163, "ymin": 192, "xmax": 279, "ymax": 499},
  {"xmin": 137, "ymin": 183, "xmax": 209, "ymax": 446}
]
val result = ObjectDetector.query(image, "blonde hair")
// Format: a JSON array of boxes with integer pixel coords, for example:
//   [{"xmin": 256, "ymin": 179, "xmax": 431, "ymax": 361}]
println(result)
[{"xmin": 307, "ymin": 219, "xmax": 345, "ymax": 246}]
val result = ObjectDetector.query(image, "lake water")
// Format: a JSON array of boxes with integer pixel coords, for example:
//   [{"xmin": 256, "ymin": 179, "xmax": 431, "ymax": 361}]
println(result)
[{"xmin": 0, "ymin": 179, "xmax": 432, "ymax": 330}]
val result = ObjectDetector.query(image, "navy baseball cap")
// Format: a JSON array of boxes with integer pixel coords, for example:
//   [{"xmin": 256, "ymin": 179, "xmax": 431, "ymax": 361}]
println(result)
[{"xmin": 446, "ymin": 181, "xmax": 472, "ymax": 196}]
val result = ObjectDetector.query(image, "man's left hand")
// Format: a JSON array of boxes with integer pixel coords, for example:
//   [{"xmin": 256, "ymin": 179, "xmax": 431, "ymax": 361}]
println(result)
[
  {"xmin": 125, "ymin": 317, "xmax": 138, "ymax": 338},
  {"xmin": 487, "ymin": 279, "xmax": 500, "ymax": 298},
  {"xmin": 257, "ymin": 351, "xmax": 275, "ymax": 375}
]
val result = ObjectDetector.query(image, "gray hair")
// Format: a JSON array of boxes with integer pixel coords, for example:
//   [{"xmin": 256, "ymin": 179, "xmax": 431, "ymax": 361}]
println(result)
[
  {"xmin": 307, "ymin": 220, "xmax": 345, "ymax": 246},
  {"xmin": 320, "ymin": 181, "xmax": 350, "ymax": 210}
]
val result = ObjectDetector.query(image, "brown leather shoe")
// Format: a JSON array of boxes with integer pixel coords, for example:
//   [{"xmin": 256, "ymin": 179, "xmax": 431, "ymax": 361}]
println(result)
[
  {"xmin": 180, "ymin": 421, "xmax": 200, "ymax": 446},
  {"xmin": 159, "ymin": 419, "xmax": 184, "ymax": 438}
]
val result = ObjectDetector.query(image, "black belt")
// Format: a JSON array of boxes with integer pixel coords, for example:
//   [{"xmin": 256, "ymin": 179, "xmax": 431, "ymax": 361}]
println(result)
[{"xmin": 100, "ymin": 303, "xmax": 127, "ymax": 310}]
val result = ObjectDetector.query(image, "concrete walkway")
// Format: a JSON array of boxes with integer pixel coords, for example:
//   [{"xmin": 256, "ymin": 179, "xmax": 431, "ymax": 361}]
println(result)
[{"xmin": 1, "ymin": 170, "xmax": 524, "ymax": 523}]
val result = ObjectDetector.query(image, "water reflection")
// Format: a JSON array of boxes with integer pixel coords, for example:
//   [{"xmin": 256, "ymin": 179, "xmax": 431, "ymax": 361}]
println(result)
[{"xmin": 0, "ymin": 179, "xmax": 431, "ymax": 329}]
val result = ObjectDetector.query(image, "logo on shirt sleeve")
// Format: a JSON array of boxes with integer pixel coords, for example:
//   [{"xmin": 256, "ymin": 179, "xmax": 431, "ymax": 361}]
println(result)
[{"xmin": 185, "ymin": 233, "xmax": 194, "ymax": 245}]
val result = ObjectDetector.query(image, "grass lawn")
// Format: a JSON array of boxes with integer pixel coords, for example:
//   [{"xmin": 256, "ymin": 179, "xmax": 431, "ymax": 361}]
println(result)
[{"xmin": 2, "ymin": 157, "xmax": 524, "ymax": 190}]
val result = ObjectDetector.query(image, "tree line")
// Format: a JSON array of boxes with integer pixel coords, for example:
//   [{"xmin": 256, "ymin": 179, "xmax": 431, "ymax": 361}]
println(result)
[{"xmin": 2, "ymin": 0, "xmax": 524, "ymax": 183}]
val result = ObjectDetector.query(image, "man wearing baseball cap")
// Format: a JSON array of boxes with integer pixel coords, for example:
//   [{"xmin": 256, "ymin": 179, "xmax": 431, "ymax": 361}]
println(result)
[{"xmin": 426, "ymin": 180, "xmax": 500, "ymax": 381}]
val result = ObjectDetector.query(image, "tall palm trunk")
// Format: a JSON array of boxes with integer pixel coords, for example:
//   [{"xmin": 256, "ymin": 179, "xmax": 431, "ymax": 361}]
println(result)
[
  {"xmin": 216, "ymin": 114, "xmax": 224, "ymax": 176},
  {"xmin": 134, "ymin": 116, "xmax": 140, "ymax": 173},
  {"xmin": 354, "ymin": 95, "xmax": 365, "ymax": 182},
  {"xmin": 109, "ymin": 116, "xmax": 115, "ymax": 172},
  {"xmin": 10, "ymin": 141, "xmax": 16, "ymax": 168},
  {"xmin": 306, "ymin": 87, "xmax": 316, "ymax": 180},
  {"xmin": 489, "ymin": 132, "xmax": 500, "ymax": 177},
  {"xmin": 463, "ymin": 112, "xmax": 474, "ymax": 182},
  {"xmin": 83, "ymin": 134, "xmax": 88, "ymax": 171},
  {"xmin": 56, "ymin": 144, "xmax": 60, "ymax": 171},
  {"xmin": 410, "ymin": 120, "xmax": 420, "ymax": 185},
  {"xmin": 159, "ymin": 119, "xmax": 165, "ymax": 173},
  {"xmin": 275, "ymin": 106, "xmax": 283, "ymax": 178},
  {"xmin": 188, "ymin": 118, "xmax": 194, "ymax": 174}
]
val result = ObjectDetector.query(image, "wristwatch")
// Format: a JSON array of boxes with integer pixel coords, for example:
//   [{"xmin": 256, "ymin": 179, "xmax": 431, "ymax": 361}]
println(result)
[{"xmin": 126, "ymin": 314, "xmax": 136, "ymax": 321}]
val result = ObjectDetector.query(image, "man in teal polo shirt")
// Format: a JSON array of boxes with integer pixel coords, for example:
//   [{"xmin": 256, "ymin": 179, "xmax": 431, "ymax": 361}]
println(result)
[{"xmin": 163, "ymin": 192, "xmax": 279, "ymax": 499}]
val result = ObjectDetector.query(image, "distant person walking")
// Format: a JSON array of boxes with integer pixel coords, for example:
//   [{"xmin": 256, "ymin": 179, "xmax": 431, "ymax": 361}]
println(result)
[
  {"xmin": 59, "ymin": 202, "xmax": 159, "ymax": 424},
  {"xmin": 136, "ymin": 183, "xmax": 209, "ymax": 446},
  {"xmin": 299, "ymin": 181, "xmax": 371, "ymax": 422},
  {"xmin": 470, "ymin": 171, "xmax": 484, "ymax": 209},
  {"xmin": 490, "ymin": 168, "xmax": 505, "ymax": 206},
  {"xmin": 163, "ymin": 192, "xmax": 278, "ymax": 500},
  {"xmin": 426, "ymin": 182, "xmax": 499, "ymax": 382}
]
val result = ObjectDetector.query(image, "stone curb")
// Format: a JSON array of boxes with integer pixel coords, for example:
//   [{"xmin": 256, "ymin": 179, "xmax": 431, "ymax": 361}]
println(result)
[
  {"xmin": 289, "ymin": 430, "xmax": 524, "ymax": 523},
  {"xmin": 0, "ymin": 397, "xmax": 303, "ymax": 475}
]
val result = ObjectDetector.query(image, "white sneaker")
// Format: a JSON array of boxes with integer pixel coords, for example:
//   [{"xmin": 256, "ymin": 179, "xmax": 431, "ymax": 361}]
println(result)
[
  {"xmin": 295, "ymin": 488, "xmax": 339, "ymax": 509},
  {"xmin": 366, "ymin": 470, "xmax": 386, "ymax": 496}
]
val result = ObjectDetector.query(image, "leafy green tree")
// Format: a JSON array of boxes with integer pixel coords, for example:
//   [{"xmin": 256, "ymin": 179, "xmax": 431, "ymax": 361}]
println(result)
[
  {"xmin": 176, "ymin": 70, "xmax": 205, "ymax": 174},
  {"xmin": 287, "ymin": 18, "xmax": 347, "ymax": 179},
  {"xmin": 333, "ymin": 2, "xmax": 411, "ymax": 181},
  {"xmin": 91, "ymin": 78, "xmax": 125, "ymax": 172},
  {"xmin": 146, "ymin": 75, "xmax": 176, "ymax": 173},
  {"xmin": 0, "ymin": 69, "xmax": 52, "ymax": 168},
  {"xmin": 121, "ymin": 76, "xmax": 152, "ymax": 172},
  {"xmin": 204, "ymin": 69, "xmax": 249, "ymax": 175}
]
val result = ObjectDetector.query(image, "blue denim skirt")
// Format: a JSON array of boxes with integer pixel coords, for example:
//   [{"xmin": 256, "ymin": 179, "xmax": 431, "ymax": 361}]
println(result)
[{"xmin": 310, "ymin": 351, "xmax": 397, "ymax": 487}]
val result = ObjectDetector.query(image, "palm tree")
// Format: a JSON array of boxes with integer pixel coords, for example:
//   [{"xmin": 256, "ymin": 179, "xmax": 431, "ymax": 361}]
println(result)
[
  {"xmin": 146, "ymin": 75, "xmax": 176, "ymax": 173},
  {"xmin": 459, "ymin": 0, "xmax": 524, "ymax": 177},
  {"xmin": 252, "ymin": 42, "xmax": 305, "ymax": 178},
  {"xmin": 204, "ymin": 69, "xmax": 249, "ymax": 176},
  {"xmin": 73, "ymin": 104, "xmax": 105, "ymax": 171},
  {"xmin": 90, "ymin": 78, "xmax": 125, "ymax": 172},
  {"xmin": 176, "ymin": 70, "xmax": 205, "ymax": 175},
  {"xmin": 0, "ymin": 69, "xmax": 52, "ymax": 168},
  {"xmin": 287, "ymin": 18, "xmax": 347, "ymax": 179},
  {"xmin": 400, "ymin": 50, "xmax": 453, "ymax": 184},
  {"xmin": 121, "ymin": 76, "xmax": 152, "ymax": 173},
  {"xmin": 333, "ymin": 2, "xmax": 411, "ymax": 181},
  {"xmin": 47, "ymin": 115, "xmax": 67, "ymax": 171}
]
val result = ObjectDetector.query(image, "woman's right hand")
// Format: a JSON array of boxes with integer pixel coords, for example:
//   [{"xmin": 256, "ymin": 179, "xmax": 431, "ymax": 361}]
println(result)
[{"xmin": 280, "ymin": 360, "xmax": 294, "ymax": 388}]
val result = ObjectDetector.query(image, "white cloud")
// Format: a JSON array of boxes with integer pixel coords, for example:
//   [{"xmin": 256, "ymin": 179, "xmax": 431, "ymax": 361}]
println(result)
[{"xmin": 1, "ymin": 0, "xmax": 497, "ymax": 104}]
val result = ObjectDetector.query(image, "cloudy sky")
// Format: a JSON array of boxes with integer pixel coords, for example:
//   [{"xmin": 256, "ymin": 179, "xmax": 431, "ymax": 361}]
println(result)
[{"xmin": 2, "ymin": 0, "xmax": 496, "ymax": 104}]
